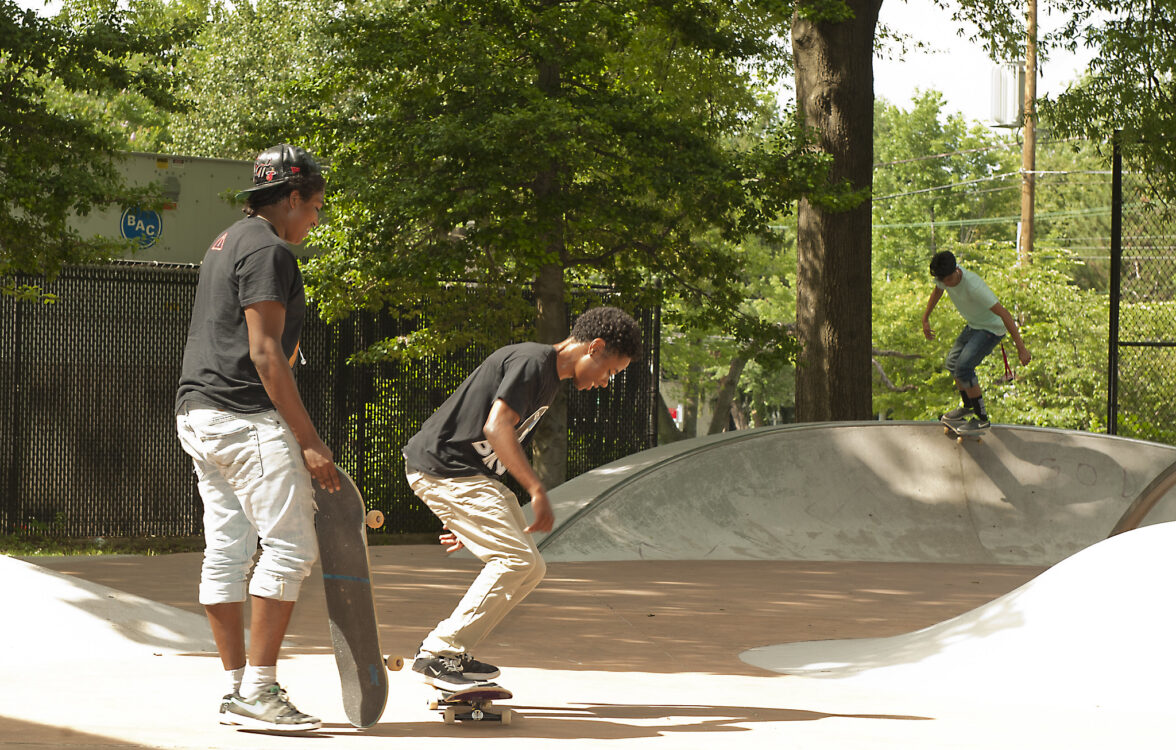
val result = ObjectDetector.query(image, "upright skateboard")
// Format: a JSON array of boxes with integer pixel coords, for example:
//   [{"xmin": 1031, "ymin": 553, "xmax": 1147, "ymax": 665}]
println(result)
[
  {"xmin": 314, "ymin": 468, "xmax": 387, "ymax": 728},
  {"xmin": 428, "ymin": 684, "xmax": 514, "ymax": 725}
]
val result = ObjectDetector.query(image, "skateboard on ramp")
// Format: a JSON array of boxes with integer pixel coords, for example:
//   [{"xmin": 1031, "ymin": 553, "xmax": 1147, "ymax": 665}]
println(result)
[
  {"xmin": 427, "ymin": 684, "xmax": 514, "ymax": 725},
  {"xmin": 314, "ymin": 468, "xmax": 388, "ymax": 728},
  {"xmin": 940, "ymin": 416, "xmax": 987, "ymax": 444}
]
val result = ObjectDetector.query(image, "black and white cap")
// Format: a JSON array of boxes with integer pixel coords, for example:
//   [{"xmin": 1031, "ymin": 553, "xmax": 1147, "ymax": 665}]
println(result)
[{"xmin": 238, "ymin": 144, "xmax": 322, "ymax": 195}]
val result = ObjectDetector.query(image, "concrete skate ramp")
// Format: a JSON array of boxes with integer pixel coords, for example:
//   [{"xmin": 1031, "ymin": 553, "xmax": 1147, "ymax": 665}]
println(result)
[
  {"xmin": 537, "ymin": 422, "xmax": 1176, "ymax": 565},
  {"xmin": 2, "ymin": 555, "xmax": 215, "ymax": 662},
  {"xmin": 738, "ymin": 521, "xmax": 1176, "ymax": 711}
]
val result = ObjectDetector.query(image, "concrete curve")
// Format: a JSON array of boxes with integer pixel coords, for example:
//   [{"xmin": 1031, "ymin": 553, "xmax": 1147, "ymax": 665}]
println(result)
[
  {"xmin": 2, "ymin": 555, "xmax": 216, "ymax": 662},
  {"xmin": 737, "ymin": 521, "xmax": 1176, "ymax": 712},
  {"xmin": 537, "ymin": 422, "xmax": 1176, "ymax": 565}
]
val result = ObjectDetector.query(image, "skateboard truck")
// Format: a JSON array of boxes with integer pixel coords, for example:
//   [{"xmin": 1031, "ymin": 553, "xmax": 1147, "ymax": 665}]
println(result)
[{"xmin": 426, "ymin": 684, "xmax": 514, "ymax": 725}]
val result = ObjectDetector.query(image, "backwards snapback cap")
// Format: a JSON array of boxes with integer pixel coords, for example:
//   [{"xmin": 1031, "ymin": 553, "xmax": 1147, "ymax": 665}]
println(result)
[{"xmin": 238, "ymin": 144, "xmax": 322, "ymax": 196}]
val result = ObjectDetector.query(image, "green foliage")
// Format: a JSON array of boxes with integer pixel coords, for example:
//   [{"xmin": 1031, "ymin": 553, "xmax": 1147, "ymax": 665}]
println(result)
[
  {"xmin": 0, "ymin": 0, "xmax": 185, "ymax": 288},
  {"xmin": 1043, "ymin": 1, "xmax": 1176, "ymax": 199},
  {"xmin": 794, "ymin": 0, "xmax": 855, "ymax": 24},
  {"xmin": 289, "ymin": 0, "xmax": 834, "ymax": 357},
  {"xmin": 163, "ymin": 0, "xmax": 337, "ymax": 159},
  {"xmin": 873, "ymin": 92, "xmax": 1019, "ymax": 276}
]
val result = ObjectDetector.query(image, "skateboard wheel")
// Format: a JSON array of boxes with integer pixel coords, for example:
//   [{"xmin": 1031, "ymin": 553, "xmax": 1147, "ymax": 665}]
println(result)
[
  {"xmin": 365, "ymin": 510, "xmax": 385, "ymax": 529},
  {"xmin": 443, "ymin": 708, "xmax": 456, "ymax": 724},
  {"xmin": 386, "ymin": 655, "xmax": 404, "ymax": 671},
  {"xmin": 500, "ymin": 709, "xmax": 513, "ymax": 725},
  {"xmin": 428, "ymin": 698, "xmax": 440, "ymax": 710}
]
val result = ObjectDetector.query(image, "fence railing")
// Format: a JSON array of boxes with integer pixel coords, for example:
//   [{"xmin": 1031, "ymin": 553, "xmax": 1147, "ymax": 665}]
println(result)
[
  {"xmin": 1108, "ymin": 131, "xmax": 1176, "ymax": 443},
  {"xmin": 0, "ymin": 264, "xmax": 659, "ymax": 537}
]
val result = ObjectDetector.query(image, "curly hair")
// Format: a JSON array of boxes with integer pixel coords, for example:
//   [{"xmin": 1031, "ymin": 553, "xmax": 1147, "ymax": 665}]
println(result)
[
  {"xmin": 243, "ymin": 173, "xmax": 327, "ymax": 216},
  {"xmin": 571, "ymin": 306, "xmax": 642, "ymax": 360}
]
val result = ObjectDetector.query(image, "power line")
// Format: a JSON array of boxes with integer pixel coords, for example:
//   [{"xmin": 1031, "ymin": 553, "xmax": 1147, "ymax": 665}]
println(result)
[
  {"xmin": 872, "ymin": 205, "xmax": 1111, "ymax": 230},
  {"xmin": 872, "ymin": 137, "xmax": 1090, "ymax": 168},
  {"xmin": 873, "ymin": 169, "xmax": 1114, "ymax": 203},
  {"xmin": 872, "ymin": 172, "xmax": 1020, "ymax": 202}
]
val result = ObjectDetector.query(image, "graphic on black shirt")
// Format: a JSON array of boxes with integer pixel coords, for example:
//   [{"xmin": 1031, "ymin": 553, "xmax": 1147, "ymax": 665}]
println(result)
[{"xmin": 471, "ymin": 405, "xmax": 549, "ymax": 475}]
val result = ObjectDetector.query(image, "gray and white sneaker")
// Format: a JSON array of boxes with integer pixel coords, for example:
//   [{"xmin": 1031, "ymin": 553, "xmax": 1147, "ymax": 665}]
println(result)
[
  {"xmin": 956, "ymin": 416, "xmax": 991, "ymax": 434},
  {"xmin": 221, "ymin": 684, "xmax": 321, "ymax": 731},
  {"xmin": 412, "ymin": 652, "xmax": 489, "ymax": 691}
]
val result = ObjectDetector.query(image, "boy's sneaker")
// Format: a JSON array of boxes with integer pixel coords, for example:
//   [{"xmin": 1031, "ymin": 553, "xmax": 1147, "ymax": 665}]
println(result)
[
  {"xmin": 221, "ymin": 684, "xmax": 321, "ymax": 732},
  {"xmin": 412, "ymin": 652, "xmax": 490, "ymax": 690},
  {"xmin": 957, "ymin": 417, "xmax": 991, "ymax": 433},
  {"xmin": 940, "ymin": 407, "xmax": 971, "ymax": 422},
  {"xmin": 459, "ymin": 653, "xmax": 501, "ymax": 680}
]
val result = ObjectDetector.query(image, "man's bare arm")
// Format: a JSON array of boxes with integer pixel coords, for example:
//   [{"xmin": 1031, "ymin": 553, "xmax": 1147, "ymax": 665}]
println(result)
[
  {"xmin": 483, "ymin": 399, "xmax": 554, "ymax": 533},
  {"xmin": 244, "ymin": 300, "xmax": 339, "ymax": 492}
]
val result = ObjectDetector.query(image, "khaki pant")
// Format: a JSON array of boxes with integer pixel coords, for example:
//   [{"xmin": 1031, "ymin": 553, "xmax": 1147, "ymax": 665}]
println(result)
[{"xmin": 405, "ymin": 468, "xmax": 547, "ymax": 656}]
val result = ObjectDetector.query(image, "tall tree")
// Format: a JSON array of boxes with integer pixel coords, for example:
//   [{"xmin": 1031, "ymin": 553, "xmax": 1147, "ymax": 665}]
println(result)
[
  {"xmin": 297, "ymin": 0, "xmax": 840, "ymax": 484},
  {"xmin": 790, "ymin": 0, "xmax": 878, "ymax": 421}
]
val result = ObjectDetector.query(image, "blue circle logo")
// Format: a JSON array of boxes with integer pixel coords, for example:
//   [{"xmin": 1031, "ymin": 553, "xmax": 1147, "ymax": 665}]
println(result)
[{"xmin": 120, "ymin": 207, "xmax": 163, "ymax": 249}]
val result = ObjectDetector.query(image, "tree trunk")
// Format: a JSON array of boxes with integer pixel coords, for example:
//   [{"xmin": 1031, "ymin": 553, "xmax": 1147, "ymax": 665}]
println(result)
[
  {"xmin": 531, "ymin": 265, "xmax": 568, "ymax": 490},
  {"xmin": 791, "ymin": 1, "xmax": 881, "ymax": 422},
  {"xmin": 530, "ymin": 41, "xmax": 568, "ymax": 490},
  {"xmin": 706, "ymin": 355, "xmax": 747, "ymax": 435}
]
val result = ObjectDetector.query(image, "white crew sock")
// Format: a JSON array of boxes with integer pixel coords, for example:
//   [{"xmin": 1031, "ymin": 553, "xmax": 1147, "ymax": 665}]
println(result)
[
  {"xmin": 239, "ymin": 665, "xmax": 277, "ymax": 702},
  {"xmin": 227, "ymin": 666, "xmax": 245, "ymax": 696}
]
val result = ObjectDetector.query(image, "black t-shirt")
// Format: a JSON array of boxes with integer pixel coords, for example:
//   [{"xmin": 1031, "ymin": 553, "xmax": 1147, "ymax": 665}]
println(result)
[
  {"xmin": 403, "ymin": 343, "xmax": 561, "ymax": 478},
  {"xmin": 175, "ymin": 217, "xmax": 305, "ymax": 414}
]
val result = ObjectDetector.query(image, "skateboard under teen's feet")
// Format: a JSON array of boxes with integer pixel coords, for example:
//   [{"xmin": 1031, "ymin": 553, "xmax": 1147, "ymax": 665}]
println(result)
[
  {"xmin": 314, "ymin": 468, "xmax": 388, "ymax": 728},
  {"xmin": 428, "ymin": 684, "xmax": 515, "ymax": 725},
  {"xmin": 940, "ymin": 415, "xmax": 989, "ymax": 443}
]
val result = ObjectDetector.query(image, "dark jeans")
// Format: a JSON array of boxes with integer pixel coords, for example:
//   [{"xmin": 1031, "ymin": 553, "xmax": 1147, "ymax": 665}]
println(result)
[{"xmin": 945, "ymin": 326, "xmax": 1004, "ymax": 389}]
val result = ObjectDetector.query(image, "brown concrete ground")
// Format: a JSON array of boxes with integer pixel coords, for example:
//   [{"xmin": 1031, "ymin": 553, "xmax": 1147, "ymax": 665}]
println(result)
[{"xmin": 6, "ymin": 547, "xmax": 1172, "ymax": 748}]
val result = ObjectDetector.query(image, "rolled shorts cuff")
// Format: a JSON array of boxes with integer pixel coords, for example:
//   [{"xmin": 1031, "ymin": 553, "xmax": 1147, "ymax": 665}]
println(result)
[
  {"xmin": 199, "ymin": 580, "xmax": 248, "ymax": 606},
  {"xmin": 247, "ymin": 574, "xmax": 303, "ymax": 602}
]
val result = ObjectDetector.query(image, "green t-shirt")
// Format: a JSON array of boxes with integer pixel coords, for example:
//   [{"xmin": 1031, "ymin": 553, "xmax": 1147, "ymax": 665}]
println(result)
[{"xmin": 936, "ymin": 268, "xmax": 1006, "ymax": 336}]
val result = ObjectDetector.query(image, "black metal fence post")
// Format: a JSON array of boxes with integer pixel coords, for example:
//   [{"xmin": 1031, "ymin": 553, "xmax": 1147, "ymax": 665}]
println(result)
[{"xmin": 1108, "ymin": 130, "xmax": 1122, "ymax": 435}]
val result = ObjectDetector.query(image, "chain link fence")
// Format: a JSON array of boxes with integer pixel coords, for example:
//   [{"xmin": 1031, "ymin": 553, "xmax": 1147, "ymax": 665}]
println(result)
[
  {"xmin": 0, "ymin": 264, "xmax": 659, "ymax": 538},
  {"xmin": 1109, "ymin": 134, "xmax": 1176, "ymax": 443}
]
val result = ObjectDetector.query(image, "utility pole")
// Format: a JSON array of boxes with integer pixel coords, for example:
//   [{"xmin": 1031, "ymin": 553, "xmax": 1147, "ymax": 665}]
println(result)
[{"xmin": 1018, "ymin": 0, "xmax": 1037, "ymax": 265}]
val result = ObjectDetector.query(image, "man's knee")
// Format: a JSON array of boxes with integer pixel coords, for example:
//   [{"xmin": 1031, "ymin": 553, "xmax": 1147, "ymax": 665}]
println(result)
[
  {"xmin": 496, "ymin": 547, "xmax": 546, "ymax": 587},
  {"xmin": 249, "ymin": 543, "xmax": 317, "ymax": 601},
  {"xmin": 524, "ymin": 552, "xmax": 546, "ymax": 586}
]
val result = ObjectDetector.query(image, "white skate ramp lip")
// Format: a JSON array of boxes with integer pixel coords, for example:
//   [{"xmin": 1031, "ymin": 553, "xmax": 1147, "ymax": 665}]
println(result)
[
  {"xmin": 2, "ymin": 555, "xmax": 215, "ymax": 662},
  {"xmin": 739, "ymin": 521, "xmax": 1176, "ymax": 711},
  {"xmin": 538, "ymin": 422, "xmax": 1176, "ymax": 564}
]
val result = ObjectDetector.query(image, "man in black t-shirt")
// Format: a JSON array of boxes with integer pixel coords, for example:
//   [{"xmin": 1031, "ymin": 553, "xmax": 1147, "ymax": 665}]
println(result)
[
  {"xmin": 403, "ymin": 307, "xmax": 642, "ymax": 690},
  {"xmin": 175, "ymin": 145, "xmax": 338, "ymax": 732}
]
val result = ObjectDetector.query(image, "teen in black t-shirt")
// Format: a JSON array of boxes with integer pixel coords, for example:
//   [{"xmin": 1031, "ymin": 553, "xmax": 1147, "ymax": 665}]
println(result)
[
  {"xmin": 403, "ymin": 307, "xmax": 642, "ymax": 690},
  {"xmin": 175, "ymin": 144, "xmax": 337, "ymax": 732}
]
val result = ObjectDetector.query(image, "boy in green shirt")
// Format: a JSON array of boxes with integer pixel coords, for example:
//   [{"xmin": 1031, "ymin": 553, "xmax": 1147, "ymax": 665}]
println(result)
[{"xmin": 922, "ymin": 251, "xmax": 1031, "ymax": 431}]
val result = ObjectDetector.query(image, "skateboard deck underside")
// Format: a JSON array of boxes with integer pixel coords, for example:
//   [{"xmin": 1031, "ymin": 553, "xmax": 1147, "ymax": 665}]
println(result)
[{"xmin": 315, "ymin": 470, "xmax": 387, "ymax": 728}]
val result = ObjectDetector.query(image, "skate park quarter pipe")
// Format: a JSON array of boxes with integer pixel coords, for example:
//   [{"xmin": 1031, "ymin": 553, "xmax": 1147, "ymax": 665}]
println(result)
[{"xmin": 537, "ymin": 422, "xmax": 1176, "ymax": 565}]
